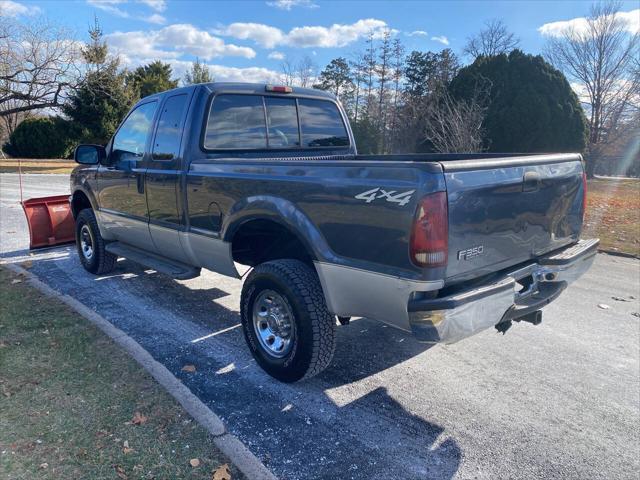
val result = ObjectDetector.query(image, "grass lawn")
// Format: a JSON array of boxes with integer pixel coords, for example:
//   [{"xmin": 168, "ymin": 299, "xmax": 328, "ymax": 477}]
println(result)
[
  {"xmin": 584, "ymin": 178, "xmax": 640, "ymax": 257},
  {"xmin": 0, "ymin": 159, "xmax": 76, "ymax": 175},
  {"xmin": 0, "ymin": 266, "xmax": 241, "ymax": 480}
]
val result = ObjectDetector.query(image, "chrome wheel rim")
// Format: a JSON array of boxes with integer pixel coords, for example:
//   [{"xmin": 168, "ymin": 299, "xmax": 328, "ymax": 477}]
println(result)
[
  {"xmin": 252, "ymin": 289, "xmax": 295, "ymax": 358},
  {"xmin": 80, "ymin": 224, "xmax": 94, "ymax": 260}
]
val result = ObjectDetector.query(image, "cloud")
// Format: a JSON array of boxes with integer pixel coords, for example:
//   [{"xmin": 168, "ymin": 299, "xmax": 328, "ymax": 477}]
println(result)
[
  {"xmin": 214, "ymin": 22, "xmax": 284, "ymax": 49},
  {"xmin": 406, "ymin": 30, "xmax": 428, "ymax": 37},
  {"xmin": 268, "ymin": 51, "xmax": 285, "ymax": 60},
  {"xmin": 0, "ymin": 0, "xmax": 41, "ymax": 16},
  {"xmin": 86, "ymin": 0, "xmax": 167, "ymax": 24},
  {"xmin": 266, "ymin": 0, "xmax": 318, "ymax": 10},
  {"xmin": 538, "ymin": 9, "xmax": 639, "ymax": 37},
  {"xmin": 217, "ymin": 18, "xmax": 390, "ymax": 49},
  {"xmin": 106, "ymin": 24, "xmax": 256, "ymax": 62},
  {"xmin": 120, "ymin": 58, "xmax": 282, "ymax": 84},
  {"xmin": 138, "ymin": 0, "xmax": 166, "ymax": 11},
  {"xmin": 431, "ymin": 35, "xmax": 449, "ymax": 45}
]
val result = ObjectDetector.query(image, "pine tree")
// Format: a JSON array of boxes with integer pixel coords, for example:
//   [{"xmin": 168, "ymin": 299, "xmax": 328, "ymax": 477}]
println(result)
[
  {"xmin": 127, "ymin": 61, "xmax": 178, "ymax": 98},
  {"xmin": 183, "ymin": 58, "xmax": 213, "ymax": 85},
  {"xmin": 63, "ymin": 18, "xmax": 134, "ymax": 145}
]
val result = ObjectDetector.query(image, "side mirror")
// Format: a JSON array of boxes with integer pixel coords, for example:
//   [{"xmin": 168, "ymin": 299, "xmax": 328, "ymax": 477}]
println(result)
[{"xmin": 74, "ymin": 144, "xmax": 106, "ymax": 165}]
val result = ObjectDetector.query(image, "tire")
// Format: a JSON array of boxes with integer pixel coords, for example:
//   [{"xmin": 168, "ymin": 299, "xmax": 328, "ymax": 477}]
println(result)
[
  {"xmin": 75, "ymin": 209, "xmax": 117, "ymax": 275},
  {"xmin": 240, "ymin": 259, "xmax": 336, "ymax": 382}
]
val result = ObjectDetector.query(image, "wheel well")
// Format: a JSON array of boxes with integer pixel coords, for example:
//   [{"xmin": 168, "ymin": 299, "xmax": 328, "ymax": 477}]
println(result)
[
  {"xmin": 231, "ymin": 219, "xmax": 315, "ymax": 268},
  {"xmin": 71, "ymin": 191, "xmax": 92, "ymax": 218}
]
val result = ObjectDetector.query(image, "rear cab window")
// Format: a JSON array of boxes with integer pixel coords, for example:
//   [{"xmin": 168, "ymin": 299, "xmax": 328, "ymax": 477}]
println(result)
[{"xmin": 203, "ymin": 93, "xmax": 349, "ymax": 151}]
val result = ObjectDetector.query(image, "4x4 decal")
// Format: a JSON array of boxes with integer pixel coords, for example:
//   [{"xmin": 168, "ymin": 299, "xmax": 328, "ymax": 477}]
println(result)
[{"xmin": 354, "ymin": 188, "xmax": 415, "ymax": 206}]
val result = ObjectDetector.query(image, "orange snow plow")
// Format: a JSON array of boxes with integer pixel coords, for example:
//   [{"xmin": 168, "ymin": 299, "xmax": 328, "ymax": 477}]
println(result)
[
  {"xmin": 14, "ymin": 158, "xmax": 75, "ymax": 249},
  {"xmin": 21, "ymin": 195, "xmax": 75, "ymax": 249}
]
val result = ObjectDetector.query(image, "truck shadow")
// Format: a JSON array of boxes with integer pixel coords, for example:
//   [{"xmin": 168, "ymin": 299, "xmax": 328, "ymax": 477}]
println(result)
[{"xmin": 20, "ymin": 252, "xmax": 461, "ymax": 479}]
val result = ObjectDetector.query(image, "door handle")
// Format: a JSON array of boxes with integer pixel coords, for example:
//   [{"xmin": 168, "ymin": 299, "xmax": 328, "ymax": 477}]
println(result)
[
  {"xmin": 136, "ymin": 173, "xmax": 144, "ymax": 194},
  {"xmin": 523, "ymin": 171, "xmax": 541, "ymax": 192}
]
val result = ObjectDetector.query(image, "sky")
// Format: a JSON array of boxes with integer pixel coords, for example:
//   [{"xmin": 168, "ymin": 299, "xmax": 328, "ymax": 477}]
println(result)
[{"xmin": 2, "ymin": 0, "xmax": 639, "ymax": 83}]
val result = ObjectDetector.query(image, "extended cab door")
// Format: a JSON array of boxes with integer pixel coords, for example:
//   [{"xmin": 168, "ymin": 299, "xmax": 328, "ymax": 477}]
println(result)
[
  {"xmin": 145, "ymin": 90, "xmax": 193, "ymax": 264},
  {"xmin": 97, "ymin": 100, "xmax": 158, "ymax": 249}
]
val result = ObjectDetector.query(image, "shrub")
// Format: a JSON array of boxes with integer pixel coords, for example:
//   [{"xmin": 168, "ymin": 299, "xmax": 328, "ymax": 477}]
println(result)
[
  {"xmin": 4, "ymin": 117, "xmax": 75, "ymax": 159},
  {"xmin": 450, "ymin": 50, "xmax": 588, "ymax": 153}
]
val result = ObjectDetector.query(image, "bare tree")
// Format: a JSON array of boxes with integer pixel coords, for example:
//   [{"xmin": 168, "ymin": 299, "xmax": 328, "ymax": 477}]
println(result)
[
  {"xmin": 363, "ymin": 31, "xmax": 377, "ymax": 114},
  {"xmin": 376, "ymin": 29, "xmax": 393, "ymax": 151},
  {"xmin": 389, "ymin": 37, "xmax": 405, "ymax": 148},
  {"xmin": 463, "ymin": 19, "xmax": 520, "ymax": 59},
  {"xmin": 349, "ymin": 52, "xmax": 367, "ymax": 122},
  {"xmin": 544, "ymin": 1, "xmax": 639, "ymax": 176},
  {"xmin": 425, "ymin": 83, "xmax": 490, "ymax": 153},
  {"xmin": 295, "ymin": 55, "xmax": 316, "ymax": 88},
  {"xmin": 280, "ymin": 56, "xmax": 316, "ymax": 87},
  {"xmin": 280, "ymin": 58, "xmax": 295, "ymax": 86},
  {"xmin": 0, "ymin": 16, "xmax": 79, "ymax": 118}
]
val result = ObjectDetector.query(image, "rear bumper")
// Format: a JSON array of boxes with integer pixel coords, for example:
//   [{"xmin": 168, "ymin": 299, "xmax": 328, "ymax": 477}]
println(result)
[{"xmin": 408, "ymin": 238, "xmax": 599, "ymax": 343}]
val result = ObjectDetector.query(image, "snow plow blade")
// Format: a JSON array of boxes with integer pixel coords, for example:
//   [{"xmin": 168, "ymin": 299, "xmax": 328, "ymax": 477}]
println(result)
[{"xmin": 21, "ymin": 195, "xmax": 75, "ymax": 249}]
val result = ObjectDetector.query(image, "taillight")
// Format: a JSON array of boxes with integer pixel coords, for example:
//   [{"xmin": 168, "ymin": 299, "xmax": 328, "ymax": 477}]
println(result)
[
  {"xmin": 582, "ymin": 171, "xmax": 588, "ymax": 222},
  {"xmin": 265, "ymin": 85, "xmax": 292, "ymax": 93},
  {"xmin": 410, "ymin": 192, "xmax": 448, "ymax": 267}
]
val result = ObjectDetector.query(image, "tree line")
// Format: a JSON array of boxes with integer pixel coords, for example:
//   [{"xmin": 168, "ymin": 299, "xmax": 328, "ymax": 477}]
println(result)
[
  {"xmin": 1, "ymin": 2, "xmax": 638, "ymax": 176},
  {"xmin": 1, "ymin": 18, "xmax": 211, "ymax": 158}
]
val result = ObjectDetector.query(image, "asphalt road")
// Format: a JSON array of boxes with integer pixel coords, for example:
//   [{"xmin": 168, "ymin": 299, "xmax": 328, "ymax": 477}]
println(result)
[{"xmin": 1, "ymin": 173, "xmax": 639, "ymax": 480}]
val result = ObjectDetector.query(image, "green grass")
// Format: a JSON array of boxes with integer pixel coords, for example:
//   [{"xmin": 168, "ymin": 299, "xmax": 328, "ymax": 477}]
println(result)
[{"xmin": 0, "ymin": 267, "xmax": 241, "ymax": 480}]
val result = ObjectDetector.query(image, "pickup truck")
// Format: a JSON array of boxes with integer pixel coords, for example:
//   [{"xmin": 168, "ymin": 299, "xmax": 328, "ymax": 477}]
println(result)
[{"xmin": 71, "ymin": 82, "xmax": 599, "ymax": 382}]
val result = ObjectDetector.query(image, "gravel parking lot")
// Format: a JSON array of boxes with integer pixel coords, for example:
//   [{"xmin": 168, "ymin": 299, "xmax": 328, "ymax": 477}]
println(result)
[{"xmin": 1, "ymin": 173, "xmax": 639, "ymax": 480}]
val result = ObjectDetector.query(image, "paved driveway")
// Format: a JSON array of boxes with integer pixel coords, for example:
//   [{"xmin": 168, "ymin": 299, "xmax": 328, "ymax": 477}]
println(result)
[{"xmin": 1, "ymin": 173, "xmax": 639, "ymax": 479}]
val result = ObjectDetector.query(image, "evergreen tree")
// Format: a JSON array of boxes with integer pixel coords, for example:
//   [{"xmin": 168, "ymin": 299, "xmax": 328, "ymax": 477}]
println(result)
[
  {"xmin": 314, "ymin": 58, "xmax": 353, "ymax": 99},
  {"xmin": 127, "ymin": 61, "xmax": 178, "ymax": 98},
  {"xmin": 63, "ymin": 19, "xmax": 134, "ymax": 145},
  {"xmin": 450, "ymin": 50, "xmax": 588, "ymax": 153},
  {"xmin": 183, "ymin": 58, "xmax": 213, "ymax": 85}
]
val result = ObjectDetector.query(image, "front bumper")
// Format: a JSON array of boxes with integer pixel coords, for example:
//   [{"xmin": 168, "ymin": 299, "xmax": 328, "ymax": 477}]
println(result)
[{"xmin": 408, "ymin": 238, "xmax": 599, "ymax": 343}]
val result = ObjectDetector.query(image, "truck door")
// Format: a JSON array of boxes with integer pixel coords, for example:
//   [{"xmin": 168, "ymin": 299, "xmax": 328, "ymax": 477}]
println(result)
[
  {"xmin": 145, "ymin": 90, "xmax": 192, "ymax": 264},
  {"xmin": 97, "ymin": 100, "xmax": 158, "ymax": 249}
]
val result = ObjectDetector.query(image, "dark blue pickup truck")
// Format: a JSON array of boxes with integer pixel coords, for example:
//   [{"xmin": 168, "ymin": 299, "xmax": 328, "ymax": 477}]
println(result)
[{"xmin": 71, "ymin": 82, "xmax": 598, "ymax": 382}]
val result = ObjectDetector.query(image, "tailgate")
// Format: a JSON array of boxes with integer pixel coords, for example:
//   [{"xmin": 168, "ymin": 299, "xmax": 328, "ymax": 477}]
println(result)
[{"xmin": 442, "ymin": 154, "xmax": 585, "ymax": 284}]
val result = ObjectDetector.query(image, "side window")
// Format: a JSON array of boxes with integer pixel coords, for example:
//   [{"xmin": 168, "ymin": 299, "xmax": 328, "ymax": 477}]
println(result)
[
  {"xmin": 265, "ymin": 97, "xmax": 299, "ymax": 147},
  {"xmin": 298, "ymin": 99, "xmax": 349, "ymax": 148},
  {"xmin": 153, "ymin": 94, "xmax": 188, "ymax": 161},
  {"xmin": 204, "ymin": 94, "xmax": 266, "ymax": 149},
  {"xmin": 112, "ymin": 101, "xmax": 158, "ymax": 161}
]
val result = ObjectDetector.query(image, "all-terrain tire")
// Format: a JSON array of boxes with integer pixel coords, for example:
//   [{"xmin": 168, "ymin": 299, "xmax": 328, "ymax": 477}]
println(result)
[
  {"xmin": 240, "ymin": 259, "xmax": 336, "ymax": 382},
  {"xmin": 75, "ymin": 209, "xmax": 117, "ymax": 275}
]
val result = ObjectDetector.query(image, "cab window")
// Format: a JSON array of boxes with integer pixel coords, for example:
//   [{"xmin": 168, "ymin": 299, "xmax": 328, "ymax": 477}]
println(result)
[
  {"xmin": 298, "ymin": 98, "xmax": 349, "ymax": 147},
  {"xmin": 112, "ymin": 101, "xmax": 158, "ymax": 161},
  {"xmin": 153, "ymin": 94, "xmax": 188, "ymax": 161},
  {"xmin": 265, "ymin": 97, "xmax": 300, "ymax": 148},
  {"xmin": 204, "ymin": 94, "xmax": 267, "ymax": 149}
]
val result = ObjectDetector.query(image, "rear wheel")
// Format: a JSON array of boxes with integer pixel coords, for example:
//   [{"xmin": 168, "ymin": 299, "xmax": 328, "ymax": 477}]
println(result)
[
  {"xmin": 240, "ymin": 259, "xmax": 336, "ymax": 382},
  {"xmin": 75, "ymin": 209, "xmax": 117, "ymax": 275}
]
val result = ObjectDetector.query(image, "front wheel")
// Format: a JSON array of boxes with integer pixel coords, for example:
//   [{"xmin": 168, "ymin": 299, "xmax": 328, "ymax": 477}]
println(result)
[
  {"xmin": 75, "ymin": 209, "xmax": 117, "ymax": 275},
  {"xmin": 240, "ymin": 259, "xmax": 336, "ymax": 382}
]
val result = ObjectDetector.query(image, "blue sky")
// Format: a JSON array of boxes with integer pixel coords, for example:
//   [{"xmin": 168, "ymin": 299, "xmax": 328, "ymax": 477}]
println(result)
[{"xmin": 3, "ymin": 0, "xmax": 639, "ymax": 82}]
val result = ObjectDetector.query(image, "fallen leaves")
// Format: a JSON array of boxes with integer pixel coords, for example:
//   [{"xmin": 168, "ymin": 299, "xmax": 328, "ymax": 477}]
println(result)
[
  {"xmin": 212, "ymin": 463, "xmax": 232, "ymax": 480},
  {"xmin": 182, "ymin": 364, "xmax": 196, "ymax": 373},
  {"xmin": 611, "ymin": 296, "xmax": 630, "ymax": 302},
  {"xmin": 114, "ymin": 465, "xmax": 127, "ymax": 479},
  {"xmin": 190, "ymin": 458, "xmax": 200, "ymax": 467},
  {"xmin": 122, "ymin": 440, "xmax": 133, "ymax": 454},
  {"xmin": 130, "ymin": 412, "xmax": 148, "ymax": 425}
]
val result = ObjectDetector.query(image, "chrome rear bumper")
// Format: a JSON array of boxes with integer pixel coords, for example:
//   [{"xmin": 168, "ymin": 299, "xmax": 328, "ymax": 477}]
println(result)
[{"xmin": 408, "ymin": 238, "xmax": 599, "ymax": 343}]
